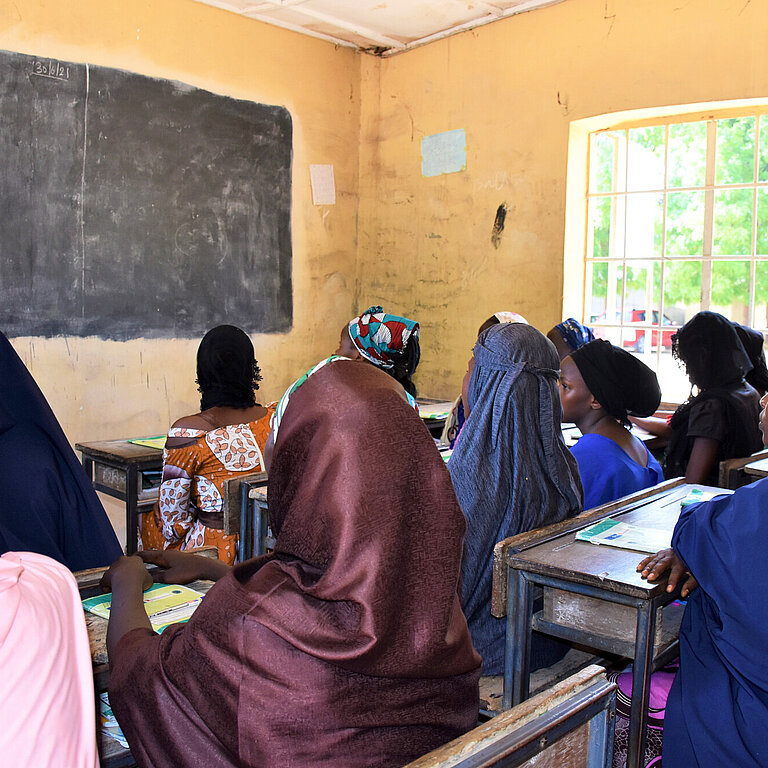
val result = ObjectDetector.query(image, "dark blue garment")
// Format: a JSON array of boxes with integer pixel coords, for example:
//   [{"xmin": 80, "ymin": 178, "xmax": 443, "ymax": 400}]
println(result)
[
  {"xmin": 449, "ymin": 324, "xmax": 582, "ymax": 674},
  {"xmin": 0, "ymin": 332, "xmax": 122, "ymax": 570},
  {"xmin": 664, "ymin": 479, "xmax": 768, "ymax": 767},
  {"xmin": 555, "ymin": 318, "xmax": 595, "ymax": 352},
  {"xmin": 571, "ymin": 433, "xmax": 664, "ymax": 510}
]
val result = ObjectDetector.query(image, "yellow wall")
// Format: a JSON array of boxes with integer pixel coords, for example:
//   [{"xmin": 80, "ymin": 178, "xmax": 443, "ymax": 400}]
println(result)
[
  {"xmin": 5, "ymin": 0, "xmax": 768, "ymax": 438},
  {"xmin": 0, "ymin": 0, "xmax": 361, "ymax": 442},
  {"xmin": 358, "ymin": 0, "xmax": 768, "ymax": 397}
]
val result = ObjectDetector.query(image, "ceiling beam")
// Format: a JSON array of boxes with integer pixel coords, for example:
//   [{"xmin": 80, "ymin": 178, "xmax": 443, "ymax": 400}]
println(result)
[
  {"xmin": 380, "ymin": 0, "xmax": 565, "ymax": 57},
  {"xmin": 245, "ymin": 0, "xmax": 407, "ymax": 49}
]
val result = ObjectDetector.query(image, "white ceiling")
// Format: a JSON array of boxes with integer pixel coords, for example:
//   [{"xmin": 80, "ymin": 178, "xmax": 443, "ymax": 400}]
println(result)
[{"xmin": 192, "ymin": 0, "xmax": 565, "ymax": 56}]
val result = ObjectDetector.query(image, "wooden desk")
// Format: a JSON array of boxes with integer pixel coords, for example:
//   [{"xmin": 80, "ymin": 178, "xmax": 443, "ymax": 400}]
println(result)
[
  {"xmin": 417, "ymin": 397, "xmax": 454, "ymax": 439},
  {"xmin": 561, "ymin": 423, "xmax": 666, "ymax": 452},
  {"xmin": 77, "ymin": 555, "xmax": 217, "ymax": 768},
  {"xmin": 744, "ymin": 455, "xmax": 768, "ymax": 479},
  {"xmin": 406, "ymin": 666, "xmax": 615, "ymax": 768},
  {"xmin": 76, "ymin": 439, "xmax": 164, "ymax": 555},
  {"xmin": 504, "ymin": 481, "xmax": 727, "ymax": 768}
]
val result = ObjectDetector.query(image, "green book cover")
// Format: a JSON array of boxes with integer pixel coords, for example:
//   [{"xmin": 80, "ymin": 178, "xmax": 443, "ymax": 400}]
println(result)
[{"xmin": 83, "ymin": 583, "xmax": 205, "ymax": 633}]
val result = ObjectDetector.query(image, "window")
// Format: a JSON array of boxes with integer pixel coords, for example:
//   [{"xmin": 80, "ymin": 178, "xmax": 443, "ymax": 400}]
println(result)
[{"xmin": 579, "ymin": 111, "xmax": 768, "ymax": 400}]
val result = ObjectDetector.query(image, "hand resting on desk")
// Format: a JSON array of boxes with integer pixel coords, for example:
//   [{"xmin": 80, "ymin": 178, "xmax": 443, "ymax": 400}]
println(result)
[
  {"xmin": 138, "ymin": 549, "xmax": 231, "ymax": 584},
  {"xmin": 637, "ymin": 548, "xmax": 699, "ymax": 597}
]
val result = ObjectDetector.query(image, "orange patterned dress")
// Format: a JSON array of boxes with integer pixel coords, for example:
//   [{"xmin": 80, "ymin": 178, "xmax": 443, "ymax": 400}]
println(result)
[{"xmin": 141, "ymin": 405, "xmax": 275, "ymax": 565}]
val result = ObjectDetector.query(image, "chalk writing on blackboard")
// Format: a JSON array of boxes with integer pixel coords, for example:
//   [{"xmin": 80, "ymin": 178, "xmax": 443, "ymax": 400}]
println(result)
[
  {"xmin": 0, "ymin": 49, "xmax": 293, "ymax": 340},
  {"xmin": 31, "ymin": 58, "xmax": 71, "ymax": 81}
]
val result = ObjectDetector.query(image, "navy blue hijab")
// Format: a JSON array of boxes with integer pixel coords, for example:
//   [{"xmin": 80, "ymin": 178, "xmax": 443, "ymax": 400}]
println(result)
[
  {"xmin": 0, "ymin": 332, "xmax": 121, "ymax": 570},
  {"xmin": 449, "ymin": 323, "xmax": 582, "ymax": 673}
]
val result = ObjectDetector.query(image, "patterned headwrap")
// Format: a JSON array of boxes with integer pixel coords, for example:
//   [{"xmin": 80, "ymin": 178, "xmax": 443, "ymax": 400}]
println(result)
[
  {"xmin": 554, "ymin": 318, "xmax": 595, "ymax": 352},
  {"xmin": 347, "ymin": 306, "xmax": 419, "ymax": 370}
]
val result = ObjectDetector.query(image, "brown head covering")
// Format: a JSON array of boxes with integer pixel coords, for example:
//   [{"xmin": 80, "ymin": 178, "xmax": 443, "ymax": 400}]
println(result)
[
  {"xmin": 253, "ymin": 358, "xmax": 479, "ymax": 676},
  {"xmin": 109, "ymin": 359, "xmax": 480, "ymax": 768}
]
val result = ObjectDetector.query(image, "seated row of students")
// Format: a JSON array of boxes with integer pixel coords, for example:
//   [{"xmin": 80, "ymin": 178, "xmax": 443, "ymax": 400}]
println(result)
[{"xmin": 3, "ymin": 305, "xmax": 767, "ymax": 766}]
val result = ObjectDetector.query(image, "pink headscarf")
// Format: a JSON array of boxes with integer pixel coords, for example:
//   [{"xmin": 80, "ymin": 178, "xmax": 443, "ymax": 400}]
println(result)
[{"xmin": 0, "ymin": 552, "xmax": 98, "ymax": 767}]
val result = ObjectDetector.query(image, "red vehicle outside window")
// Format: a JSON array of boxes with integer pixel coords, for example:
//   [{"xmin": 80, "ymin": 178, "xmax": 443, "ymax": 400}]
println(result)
[{"xmin": 622, "ymin": 310, "xmax": 676, "ymax": 352}]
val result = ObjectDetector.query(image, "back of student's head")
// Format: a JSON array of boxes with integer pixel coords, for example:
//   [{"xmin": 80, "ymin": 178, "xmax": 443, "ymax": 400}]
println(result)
[
  {"xmin": 346, "ymin": 306, "xmax": 420, "ymax": 397},
  {"xmin": 672, "ymin": 311, "xmax": 752, "ymax": 390},
  {"xmin": 196, "ymin": 324, "xmax": 262, "ymax": 409}
]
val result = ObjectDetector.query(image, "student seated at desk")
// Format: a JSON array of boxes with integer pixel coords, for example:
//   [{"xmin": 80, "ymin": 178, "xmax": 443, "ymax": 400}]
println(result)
[
  {"xmin": 637, "ymin": 393, "xmax": 768, "ymax": 766},
  {"xmin": 560, "ymin": 339, "xmax": 663, "ymax": 509},
  {"xmin": 441, "ymin": 312, "xmax": 528, "ymax": 448},
  {"xmin": 733, "ymin": 321, "xmax": 768, "ymax": 397},
  {"xmin": 632, "ymin": 312, "xmax": 762, "ymax": 485},
  {"xmin": 546, "ymin": 317, "xmax": 595, "ymax": 361},
  {"xmin": 0, "ymin": 551, "xmax": 98, "ymax": 767},
  {"xmin": 0, "ymin": 331, "xmax": 121, "ymax": 570},
  {"xmin": 141, "ymin": 325, "xmax": 274, "ymax": 565},
  {"xmin": 335, "ymin": 304, "xmax": 420, "ymax": 398},
  {"xmin": 103, "ymin": 358, "xmax": 481, "ymax": 768},
  {"xmin": 449, "ymin": 323, "xmax": 582, "ymax": 675}
]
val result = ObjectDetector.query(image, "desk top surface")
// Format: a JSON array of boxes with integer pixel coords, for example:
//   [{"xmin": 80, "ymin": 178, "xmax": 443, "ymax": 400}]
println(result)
[
  {"xmin": 86, "ymin": 579, "xmax": 215, "ymax": 668},
  {"xmin": 510, "ymin": 483, "xmax": 726, "ymax": 597},
  {"xmin": 744, "ymin": 456, "xmax": 768, "ymax": 477},
  {"xmin": 76, "ymin": 438, "xmax": 164, "ymax": 463},
  {"xmin": 561, "ymin": 423, "xmax": 664, "ymax": 450}
]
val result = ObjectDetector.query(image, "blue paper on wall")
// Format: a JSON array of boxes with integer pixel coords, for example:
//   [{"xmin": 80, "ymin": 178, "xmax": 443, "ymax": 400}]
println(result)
[{"xmin": 421, "ymin": 129, "xmax": 467, "ymax": 177}]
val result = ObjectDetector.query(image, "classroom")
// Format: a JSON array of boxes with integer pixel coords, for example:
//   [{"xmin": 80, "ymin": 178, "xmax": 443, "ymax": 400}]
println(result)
[{"xmin": 2, "ymin": 1, "xmax": 768, "ymax": 766}]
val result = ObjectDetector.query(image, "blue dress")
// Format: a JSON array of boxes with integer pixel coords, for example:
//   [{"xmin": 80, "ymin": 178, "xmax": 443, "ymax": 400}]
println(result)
[
  {"xmin": 571, "ymin": 433, "xmax": 663, "ymax": 510},
  {"xmin": 664, "ymin": 479, "xmax": 768, "ymax": 766}
]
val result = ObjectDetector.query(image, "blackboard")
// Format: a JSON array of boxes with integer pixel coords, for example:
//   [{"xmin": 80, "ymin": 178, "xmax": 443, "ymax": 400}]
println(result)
[{"xmin": 0, "ymin": 50, "xmax": 292, "ymax": 339}]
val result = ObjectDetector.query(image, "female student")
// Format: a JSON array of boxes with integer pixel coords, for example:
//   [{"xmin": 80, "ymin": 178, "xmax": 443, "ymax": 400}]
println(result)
[
  {"xmin": 141, "ymin": 325, "xmax": 274, "ymax": 564},
  {"xmin": 560, "ymin": 339, "xmax": 663, "ymax": 509},
  {"xmin": 334, "ymin": 305, "xmax": 420, "ymax": 397},
  {"xmin": 733, "ymin": 321, "xmax": 768, "ymax": 396},
  {"xmin": 104, "ymin": 359, "xmax": 481, "ymax": 768},
  {"xmin": 0, "ymin": 331, "xmax": 121, "ymax": 570},
  {"xmin": 1, "ymin": 551, "xmax": 98, "ymax": 767},
  {"xmin": 442, "ymin": 311, "xmax": 528, "ymax": 447},
  {"xmin": 546, "ymin": 317, "xmax": 595, "ymax": 361},
  {"xmin": 637, "ymin": 392, "xmax": 768, "ymax": 765},
  {"xmin": 638, "ymin": 311, "xmax": 762, "ymax": 485},
  {"xmin": 449, "ymin": 322, "xmax": 582, "ymax": 674}
]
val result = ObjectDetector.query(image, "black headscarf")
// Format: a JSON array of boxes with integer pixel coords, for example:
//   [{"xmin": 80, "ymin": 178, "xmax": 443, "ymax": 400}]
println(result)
[
  {"xmin": 570, "ymin": 339, "xmax": 661, "ymax": 425},
  {"xmin": 665, "ymin": 312, "xmax": 761, "ymax": 479},
  {"xmin": 196, "ymin": 325, "xmax": 262, "ymax": 411},
  {"xmin": 733, "ymin": 322, "xmax": 768, "ymax": 394},
  {"xmin": 672, "ymin": 311, "xmax": 752, "ymax": 390}
]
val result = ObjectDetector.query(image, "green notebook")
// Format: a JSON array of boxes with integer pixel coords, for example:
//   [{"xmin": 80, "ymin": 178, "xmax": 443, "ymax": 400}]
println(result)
[
  {"xmin": 575, "ymin": 518, "xmax": 671, "ymax": 554},
  {"xmin": 83, "ymin": 583, "xmax": 205, "ymax": 633}
]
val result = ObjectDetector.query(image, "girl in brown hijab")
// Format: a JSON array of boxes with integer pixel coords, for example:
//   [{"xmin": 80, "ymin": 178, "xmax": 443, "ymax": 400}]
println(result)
[{"xmin": 102, "ymin": 358, "xmax": 481, "ymax": 768}]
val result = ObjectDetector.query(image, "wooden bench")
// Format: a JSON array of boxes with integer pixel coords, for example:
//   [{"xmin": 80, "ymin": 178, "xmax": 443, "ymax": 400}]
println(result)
[
  {"xmin": 221, "ymin": 471, "xmax": 270, "ymax": 561},
  {"xmin": 404, "ymin": 665, "xmax": 616, "ymax": 768},
  {"xmin": 718, "ymin": 449, "xmax": 768, "ymax": 489}
]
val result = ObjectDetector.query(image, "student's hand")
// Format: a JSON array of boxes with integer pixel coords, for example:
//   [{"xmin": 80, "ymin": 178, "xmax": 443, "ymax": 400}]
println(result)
[
  {"xmin": 137, "ymin": 549, "xmax": 231, "ymax": 583},
  {"xmin": 100, "ymin": 555, "xmax": 153, "ymax": 593},
  {"xmin": 637, "ymin": 548, "xmax": 699, "ymax": 597}
]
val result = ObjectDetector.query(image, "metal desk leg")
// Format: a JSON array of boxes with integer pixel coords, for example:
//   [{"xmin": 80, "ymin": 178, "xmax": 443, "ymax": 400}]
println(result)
[
  {"xmin": 125, "ymin": 465, "xmax": 138, "ymax": 556},
  {"xmin": 505, "ymin": 568, "xmax": 533, "ymax": 709},
  {"xmin": 627, "ymin": 601, "xmax": 657, "ymax": 768},
  {"xmin": 588, "ymin": 688, "xmax": 616, "ymax": 768}
]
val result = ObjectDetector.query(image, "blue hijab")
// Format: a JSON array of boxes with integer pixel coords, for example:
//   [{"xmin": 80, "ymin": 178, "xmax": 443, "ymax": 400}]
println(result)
[
  {"xmin": 0, "ymin": 332, "xmax": 122, "ymax": 570},
  {"xmin": 665, "ymin": 479, "xmax": 768, "ymax": 766},
  {"xmin": 555, "ymin": 318, "xmax": 595, "ymax": 351},
  {"xmin": 449, "ymin": 323, "xmax": 582, "ymax": 673}
]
